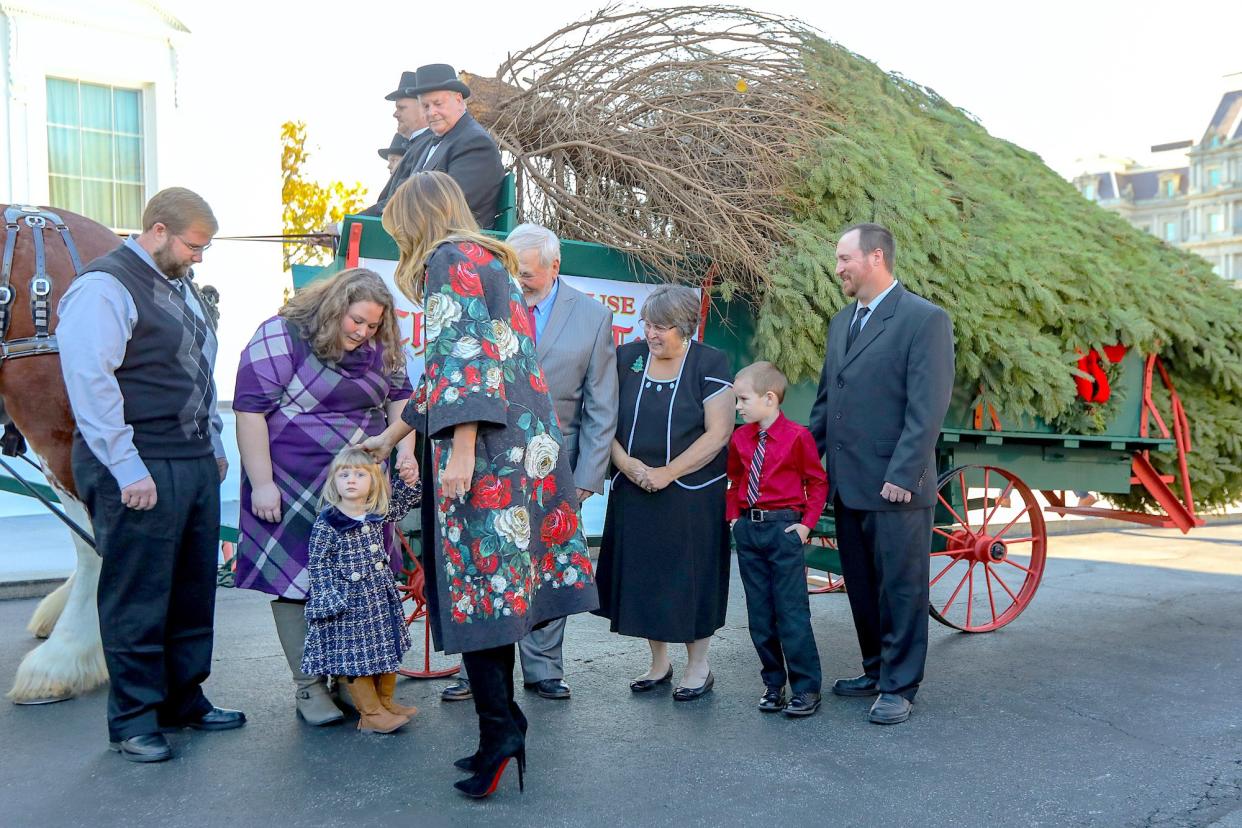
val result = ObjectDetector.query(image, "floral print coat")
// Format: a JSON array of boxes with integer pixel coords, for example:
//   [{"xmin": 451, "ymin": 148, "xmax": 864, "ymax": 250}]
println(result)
[{"xmin": 404, "ymin": 240, "xmax": 598, "ymax": 654}]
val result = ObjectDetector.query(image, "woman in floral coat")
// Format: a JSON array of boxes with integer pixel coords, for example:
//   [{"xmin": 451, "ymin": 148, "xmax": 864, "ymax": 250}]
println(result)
[{"xmin": 366, "ymin": 171, "xmax": 597, "ymax": 798}]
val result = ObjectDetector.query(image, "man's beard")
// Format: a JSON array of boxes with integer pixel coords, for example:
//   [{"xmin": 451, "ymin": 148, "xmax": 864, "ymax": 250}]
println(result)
[{"xmin": 152, "ymin": 245, "xmax": 191, "ymax": 280}]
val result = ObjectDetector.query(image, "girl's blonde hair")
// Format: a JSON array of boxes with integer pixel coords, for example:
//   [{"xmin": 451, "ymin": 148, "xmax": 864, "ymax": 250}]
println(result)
[
  {"xmin": 320, "ymin": 446, "xmax": 390, "ymax": 515},
  {"xmin": 279, "ymin": 267, "xmax": 404, "ymax": 375},
  {"xmin": 381, "ymin": 171, "xmax": 520, "ymax": 303}
]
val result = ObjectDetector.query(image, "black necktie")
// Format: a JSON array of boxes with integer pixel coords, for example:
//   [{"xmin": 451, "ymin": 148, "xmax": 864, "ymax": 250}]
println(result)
[
  {"xmin": 846, "ymin": 306, "xmax": 871, "ymax": 352},
  {"xmin": 416, "ymin": 137, "xmax": 444, "ymax": 171}
]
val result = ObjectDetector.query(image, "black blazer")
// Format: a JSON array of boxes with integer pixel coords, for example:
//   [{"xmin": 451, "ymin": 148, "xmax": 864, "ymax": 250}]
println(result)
[
  {"xmin": 361, "ymin": 129, "xmax": 436, "ymax": 217},
  {"xmin": 409, "ymin": 112, "xmax": 504, "ymax": 229},
  {"xmin": 808, "ymin": 282, "xmax": 955, "ymax": 511}
]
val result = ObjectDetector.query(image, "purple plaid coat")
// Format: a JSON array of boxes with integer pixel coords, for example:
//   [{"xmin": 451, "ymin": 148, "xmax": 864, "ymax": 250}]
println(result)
[
  {"xmin": 301, "ymin": 477, "xmax": 422, "ymax": 677},
  {"xmin": 233, "ymin": 316, "xmax": 412, "ymax": 599}
]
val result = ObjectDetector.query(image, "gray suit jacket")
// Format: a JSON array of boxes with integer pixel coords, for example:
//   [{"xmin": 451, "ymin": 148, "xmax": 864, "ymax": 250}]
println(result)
[
  {"xmin": 809, "ymin": 282, "xmax": 955, "ymax": 512},
  {"xmin": 536, "ymin": 281, "xmax": 618, "ymax": 493}
]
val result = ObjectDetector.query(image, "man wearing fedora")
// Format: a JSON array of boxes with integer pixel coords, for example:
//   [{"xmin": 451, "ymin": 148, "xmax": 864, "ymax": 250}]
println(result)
[
  {"xmin": 404, "ymin": 63, "xmax": 505, "ymax": 229},
  {"xmin": 362, "ymin": 71, "xmax": 436, "ymax": 217},
  {"xmin": 380, "ymin": 133, "xmax": 408, "ymax": 176}
]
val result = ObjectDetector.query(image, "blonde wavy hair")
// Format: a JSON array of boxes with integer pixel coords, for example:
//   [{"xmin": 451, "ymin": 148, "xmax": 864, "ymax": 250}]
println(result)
[
  {"xmin": 319, "ymin": 446, "xmax": 391, "ymax": 515},
  {"xmin": 278, "ymin": 267, "xmax": 404, "ymax": 374},
  {"xmin": 381, "ymin": 171, "xmax": 519, "ymax": 303}
]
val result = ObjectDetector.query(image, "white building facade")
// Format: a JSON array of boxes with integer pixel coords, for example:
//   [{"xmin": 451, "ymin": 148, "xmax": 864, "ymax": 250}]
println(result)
[{"xmin": 1, "ymin": 1, "xmax": 189, "ymax": 230}]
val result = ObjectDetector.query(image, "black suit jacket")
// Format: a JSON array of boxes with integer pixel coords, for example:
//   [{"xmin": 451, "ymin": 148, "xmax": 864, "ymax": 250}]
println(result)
[
  {"xmin": 361, "ymin": 129, "xmax": 436, "ymax": 217},
  {"xmin": 409, "ymin": 112, "xmax": 504, "ymax": 229},
  {"xmin": 808, "ymin": 282, "xmax": 955, "ymax": 512}
]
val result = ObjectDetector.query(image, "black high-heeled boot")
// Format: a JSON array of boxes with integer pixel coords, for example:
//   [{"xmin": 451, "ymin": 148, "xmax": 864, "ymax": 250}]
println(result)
[
  {"xmin": 455, "ymin": 701, "xmax": 526, "ymax": 772},
  {"xmin": 453, "ymin": 645, "xmax": 526, "ymax": 798}
]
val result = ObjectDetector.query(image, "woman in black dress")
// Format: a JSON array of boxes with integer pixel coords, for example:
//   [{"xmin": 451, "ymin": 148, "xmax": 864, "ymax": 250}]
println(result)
[{"xmin": 595, "ymin": 285, "xmax": 735, "ymax": 700}]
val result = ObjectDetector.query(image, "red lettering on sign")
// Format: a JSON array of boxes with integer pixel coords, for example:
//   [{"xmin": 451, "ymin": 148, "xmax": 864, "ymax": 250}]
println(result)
[{"xmin": 612, "ymin": 324, "xmax": 633, "ymax": 346}]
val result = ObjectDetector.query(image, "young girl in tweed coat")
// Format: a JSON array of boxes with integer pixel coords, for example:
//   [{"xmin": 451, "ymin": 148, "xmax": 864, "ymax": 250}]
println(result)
[{"xmin": 301, "ymin": 447, "xmax": 422, "ymax": 734}]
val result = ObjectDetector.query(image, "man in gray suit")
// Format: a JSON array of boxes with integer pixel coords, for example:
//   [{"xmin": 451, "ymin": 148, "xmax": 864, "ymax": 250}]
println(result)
[
  {"xmin": 441, "ymin": 223, "xmax": 618, "ymax": 702},
  {"xmin": 809, "ymin": 223, "xmax": 954, "ymax": 725}
]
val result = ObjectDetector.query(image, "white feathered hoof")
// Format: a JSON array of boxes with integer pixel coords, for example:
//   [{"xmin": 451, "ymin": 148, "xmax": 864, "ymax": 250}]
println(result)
[
  {"xmin": 7, "ymin": 634, "xmax": 108, "ymax": 704},
  {"xmin": 26, "ymin": 576, "xmax": 73, "ymax": 639}
]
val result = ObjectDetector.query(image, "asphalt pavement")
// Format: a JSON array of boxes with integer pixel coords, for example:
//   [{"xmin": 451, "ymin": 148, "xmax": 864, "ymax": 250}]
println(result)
[{"xmin": 2, "ymin": 524, "xmax": 1241, "ymax": 827}]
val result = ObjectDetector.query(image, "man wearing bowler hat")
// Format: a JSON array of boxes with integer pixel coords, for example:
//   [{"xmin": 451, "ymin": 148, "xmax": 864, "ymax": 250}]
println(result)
[
  {"xmin": 404, "ymin": 63, "xmax": 505, "ymax": 230},
  {"xmin": 379, "ymin": 133, "xmax": 408, "ymax": 175},
  {"xmin": 362, "ymin": 70, "xmax": 436, "ymax": 216}
]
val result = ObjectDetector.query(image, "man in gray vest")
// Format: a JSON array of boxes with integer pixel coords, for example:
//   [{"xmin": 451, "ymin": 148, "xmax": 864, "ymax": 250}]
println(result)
[
  {"xmin": 440, "ymin": 223, "xmax": 618, "ymax": 702},
  {"xmin": 59, "ymin": 187, "xmax": 243, "ymax": 762}
]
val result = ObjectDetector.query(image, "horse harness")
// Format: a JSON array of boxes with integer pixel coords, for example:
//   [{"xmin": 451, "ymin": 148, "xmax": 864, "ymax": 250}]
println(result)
[{"xmin": 0, "ymin": 205, "xmax": 84, "ymax": 362}]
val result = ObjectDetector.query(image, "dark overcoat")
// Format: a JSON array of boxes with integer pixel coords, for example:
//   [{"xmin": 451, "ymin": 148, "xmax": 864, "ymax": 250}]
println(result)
[
  {"xmin": 404, "ymin": 240, "xmax": 598, "ymax": 655},
  {"xmin": 301, "ymin": 478, "xmax": 422, "ymax": 676}
]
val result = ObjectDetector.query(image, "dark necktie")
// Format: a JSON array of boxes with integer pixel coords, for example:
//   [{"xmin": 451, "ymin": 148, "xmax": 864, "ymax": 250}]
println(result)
[
  {"xmin": 746, "ymin": 430, "xmax": 767, "ymax": 507},
  {"xmin": 416, "ymin": 137, "xmax": 443, "ymax": 171},
  {"xmin": 846, "ymin": 306, "xmax": 871, "ymax": 352}
]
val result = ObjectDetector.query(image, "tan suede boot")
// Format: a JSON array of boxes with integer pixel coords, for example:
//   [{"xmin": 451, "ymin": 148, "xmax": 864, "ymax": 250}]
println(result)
[
  {"xmin": 377, "ymin": 672, "xmax": 419, "ymax": 718},
  {"xmin": 344, "ymin": 676, "xmax": 409, "ymax": 734}
]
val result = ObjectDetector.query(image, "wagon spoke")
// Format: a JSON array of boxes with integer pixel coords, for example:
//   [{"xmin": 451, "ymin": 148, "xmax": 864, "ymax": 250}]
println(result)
[
  {"xmin": 959, "ymin": 472, "xmax": 971, "ymax": 532},
  {"xmin": 1002, "ymin": 557, "xmax": 1035, "ymax": 575},
  {"xmin": 989, "ymin": 566, "xmax": 1019, "ymax": 602},
  {"xmin": 939, "ymin": 563, "xmax": 974, "ymax": 616},
  {"xmin": 965, "ymin": 565, "xmax": 974, "ymax": 628},
  {"xmin": 980, "ymin": 479, "xmax": 1014, "ymax": 536},
  {"xmin": 983, "ymin": 563, "xmax": 998, "ymax": 624},
  {"xmin": 937, "ymin": 491, "xmax": 971, "ymax": 533},
  {"xmin": 930, "ymin": 555, "xmax": 962, "ymax": 587},
  {"xmin": 993, "ymin": 506, "xmax": 1031, "ymax": 538},
  {"xmin": 930, "ymin": 550, "xmax": 960, "ymax": 556},
  {"xmin": 932, "ymin": 526, "xmax": 957, "ymax": 541},
  {"xmin": 998, "ymin": 536, "xmax": 1036, "ymax": 545}
]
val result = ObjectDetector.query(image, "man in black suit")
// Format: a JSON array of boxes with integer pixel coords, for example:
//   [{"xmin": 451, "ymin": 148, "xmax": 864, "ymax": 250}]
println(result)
[
  {"xmin": 362, "ymin": 71, "xmax": 436, "ymax": 217},
  {"xmin": 809, "ymin": 223, "xmax": 955, "ymax": 725},
  {"xmin": 405, "ymin": 63, "xmax": 505, "ymax": 229}
]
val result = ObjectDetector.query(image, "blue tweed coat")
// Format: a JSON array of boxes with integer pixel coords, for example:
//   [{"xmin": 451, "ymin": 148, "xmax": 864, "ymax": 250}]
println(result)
[{"xmin": 301, "ymin": 478, "xmax": 421, "ymax": 677}]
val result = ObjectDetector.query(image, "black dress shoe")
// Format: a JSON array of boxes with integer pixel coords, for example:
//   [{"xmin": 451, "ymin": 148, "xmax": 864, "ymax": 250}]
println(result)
[
  {"xmin": 524, "ymin": 678, "xmax": 571, "ymax": 700},
  {"xmin": 758, "ymin": 686, "xmax": 787, "ymax": 712},
  {"xmin": 109, "ymin": 733, "xmax": 172, "ymax": 763},
  {"xmin": 868, "ymin": 693, "xmax": 912, "ymax": 724},
  {"xmin": 784, "ymin": 691, "xmax": 822, "ymax": 718},
  {"xmin": 672, "ymin": 671, "xmax": 714, "ymax": 701},
  {"xmin": 181, "ymin": 707, "xmax": 247, "ymax": 731},
  {"xmin": 441, "ymin": 678, "xmax": 473, "ymax": 701},
  {"xmin": 832, "ymin": 674, "xmax": 880, "ymax": 697},
  {"xmin": 629, "ymin": 665, "xmax": 673, "ymax": 693}
]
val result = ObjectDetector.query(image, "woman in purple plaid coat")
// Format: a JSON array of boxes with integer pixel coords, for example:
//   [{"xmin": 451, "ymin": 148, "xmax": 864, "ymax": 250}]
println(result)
[{"xmin": 233, "ymin": 268, "xmax": 416, "ymax": 727}]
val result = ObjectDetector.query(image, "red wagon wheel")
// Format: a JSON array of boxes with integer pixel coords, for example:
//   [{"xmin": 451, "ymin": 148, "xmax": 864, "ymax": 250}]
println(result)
[
  {"xmin": 395, "ymin": 533, "xmax": 460, "ymax": 679},
  {"xmin": 929, "ymin": 465, "xmax": 1047, "ymax": 632},
  {"xmin": 805, "ymin": 537, "xmax": 846, "ymax": 594}
]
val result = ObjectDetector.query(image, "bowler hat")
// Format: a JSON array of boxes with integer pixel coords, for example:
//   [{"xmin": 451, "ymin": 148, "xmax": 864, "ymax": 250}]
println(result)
[
  {"xmin": 405, "ymin": 63, "xmax": 471, "ymax": 99},
  {"xmin": 378, "ymin": 132, "xmax": 409, "ymax": 160},
  {"xmin": 384, "ymin": 70, "xmax": 419, "ymax": 101}
]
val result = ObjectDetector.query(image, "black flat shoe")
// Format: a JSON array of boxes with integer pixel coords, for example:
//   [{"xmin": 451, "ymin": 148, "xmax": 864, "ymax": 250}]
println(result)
[
  {"xmin": 784, "ymin": 691, "xmax": 822, "ymax": 718},
  {"xmin": 108, "ymin": 733, "xmax": 172, "ymax": 763},
  {"xmin": 629, "ymin": 665, "xmax": 674, "ymax": 693},
  {"xmin": 869, "ymin": 693, "xmax": 912, "ymax": 724},
  {"xmin": 758, "ymin": 686, "xmax": 787, "ymax": 712},
  {"xmin": 441, "ymin": 679, "xmax": 473, "ymax": 701},
  {"xmin": 165, "ymin": 707, "xmax": 247, "ymax": 731},
  {"xmin": 832, "ymin": 674, "xmax": 880, "ymax": 697},
  {"xmin": 672, "ymin": 671, "xmax": 714, "ymax": 701}
]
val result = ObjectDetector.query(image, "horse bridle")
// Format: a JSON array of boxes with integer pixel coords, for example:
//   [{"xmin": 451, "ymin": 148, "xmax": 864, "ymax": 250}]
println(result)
[{"xmin": 0, "ymin": 205, "xmax": 84, "ymax": 362}]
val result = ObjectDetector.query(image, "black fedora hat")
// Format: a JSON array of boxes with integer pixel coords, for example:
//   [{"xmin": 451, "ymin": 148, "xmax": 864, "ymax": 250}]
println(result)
[
  {"xmin": 378, "ymin": 132, "xmax": 409, "ymax": 160},
  {"xmin": 406, "ymin": 63, "xmax": 471, "ymax": 99},
  {"xmin": 384, "ymin": 70, "xmax": 419, "ymax": 101}
]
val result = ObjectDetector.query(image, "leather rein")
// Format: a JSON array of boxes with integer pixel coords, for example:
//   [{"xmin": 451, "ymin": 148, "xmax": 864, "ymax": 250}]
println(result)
[{"xmin": 0, "ymin": 205, "xmax": 84, "ymax": 362}]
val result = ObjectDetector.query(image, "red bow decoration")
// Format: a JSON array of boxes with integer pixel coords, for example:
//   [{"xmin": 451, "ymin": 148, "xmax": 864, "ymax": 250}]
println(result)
[{"xmin": 1075, "ymin": 345, "xmax": 1129, "ymax": 403}]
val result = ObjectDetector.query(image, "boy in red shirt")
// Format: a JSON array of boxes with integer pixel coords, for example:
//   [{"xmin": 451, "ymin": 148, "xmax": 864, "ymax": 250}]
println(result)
[{"xmin": 727, "ymin": 362, "xmax": 829, "ymax": 717}]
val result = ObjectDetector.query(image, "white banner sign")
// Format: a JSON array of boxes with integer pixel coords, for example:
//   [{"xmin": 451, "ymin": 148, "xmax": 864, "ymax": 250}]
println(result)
[{"xmin": 358, "ymin": 257, "xmax": 700, "ymax": 385}]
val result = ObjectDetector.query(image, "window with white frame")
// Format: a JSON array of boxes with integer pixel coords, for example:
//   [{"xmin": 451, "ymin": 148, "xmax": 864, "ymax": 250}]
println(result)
[
  {"xmin": 1209, "ymin": 212, "xmax": 1225, "ymax": 234},
  {"xmin": 46, "ymin": 78, "xmax": 146, "ymax": 230},
  {"xmin": 1207, "ymin": 168, "xmax": 1222, "ymax": 189},
  {"xmin": 1164, "ymin": 221, "xmax": 1178, "ymax": 242}
]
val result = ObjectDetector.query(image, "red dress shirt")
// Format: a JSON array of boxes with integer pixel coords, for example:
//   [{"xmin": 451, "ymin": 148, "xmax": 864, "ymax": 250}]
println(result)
[{"xmin": 726, "ymin": 412, "xmax": 828, "ymax": 526}]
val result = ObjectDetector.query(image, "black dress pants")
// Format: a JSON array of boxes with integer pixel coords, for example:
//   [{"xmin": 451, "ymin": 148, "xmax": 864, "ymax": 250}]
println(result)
[
  {"xmin": 73, "ymin": 442, "xmax": 220, "ymax": 741},
  {"xmin": 833, "ymin": 495, "xmax": 933, "ymax": 701},
  {"xmin": 733, "ymin": 518, "xmax": 822, "ymax": 694}
]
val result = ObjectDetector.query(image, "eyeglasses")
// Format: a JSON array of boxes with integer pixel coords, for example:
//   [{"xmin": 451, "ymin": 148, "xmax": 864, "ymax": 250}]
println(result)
[
  {"xmin": 175, "ymin": 234, "xmax": 212, "ymax": 254},
  {"xmin": 641, "ymin": 320, "xmax": 675, "ymax": 334}
]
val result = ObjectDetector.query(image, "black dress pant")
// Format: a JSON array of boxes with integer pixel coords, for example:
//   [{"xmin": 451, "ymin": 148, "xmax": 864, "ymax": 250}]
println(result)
[
  {"xmin": 73, "ymin": 442, "xmax": 220, "ymax": 741},
  {"xmin": 833, "ymin": 495, "xmax": 933, "ymax": 701},
  {"xmin": 733, "ymin": 518, "xmax": 822, "ymax": 694}
]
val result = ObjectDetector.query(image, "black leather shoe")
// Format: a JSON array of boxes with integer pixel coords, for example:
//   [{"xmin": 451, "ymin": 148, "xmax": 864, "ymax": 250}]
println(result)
[
  {"xmin": 524, "ymin": 678, "xmax": 571, "ymax": 700},
  {"xmin": 441, "ymin": 678, "xmax": 473, "ymax": 701},
  {"xmin": 672, "ymin": 671, "xmax": 714, "ymax": 701},
  {"xmin": 629, "ymin": 665, "xmax": 673, "ymax": 693},
  {"xmin": 868, "ymin": 693, "xmax": 912, "ymax": 724},
  {"xmin": 181, "ymin": 707, "xmax": 247, "ymax": 731},
  {"xmin": 757, "ymin": 686, "xmax": 786, "ymax": 712},
  {"xmin": 832, "ymin": 674, "xmax": 880, "ymax": 697},
  {"xmin": 784, "ymin": 691, "xmax": 822, "ymax": 718},
  {"xmin": 108, "ymin": 733, "xmax": 172, "ymax": 763}
]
